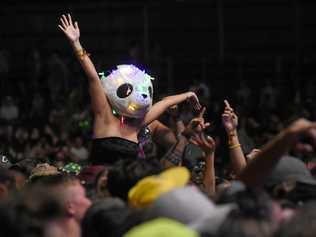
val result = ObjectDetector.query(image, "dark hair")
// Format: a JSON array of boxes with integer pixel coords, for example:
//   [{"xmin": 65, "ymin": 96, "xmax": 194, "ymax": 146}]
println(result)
[
  {"xmin": 9, "ymin": 164, "xmax": 29, "ymax": 178},
  {"xmin": 82, "ymin": 199, "xmax": 130, "ymax": 237},
  {"xmin": 217, "ymin": 216, "xmax": 274, "ymax": 237},
  {"xmin": 92, "ymin": 167, "xmax": 109, "ymax": 199},
  {"xmin": 264, "ymin": 181, "xmax": 316, "ymax": 208},
  {"xmin": 107, "ymin": 159, "xmax": 163, "ymax": 201},
  {"xmin": 11, "ymin": 158, "xmax": 38, "ymax": 177},
  {"xmin": 0, "ymin": 167, "xmax": 16, "ymax": 191},
  {"xmin": 116, "ymin": 209, "xmax": 148, "ymax": 236},
  {"xmin": 0, "ymin": 203, "xmax": 22, "ymax": 237},
  {"xmin": 0, "ymin": 185, "xmax": 65, "ymax": 237},
  {"xmin": 275, "ymin": 201, "xmax": 316, "ymax": 237},
  {"xmin": 221, "ymin": 188, "xmax": 273, "ymax": 220},
  {"xmin": 281, "ymin": 182, "xmax": 316, "ymax": 206},
  {"xmin": 216, "ymin": 188, "xmax": 276, "ymax": 237}
]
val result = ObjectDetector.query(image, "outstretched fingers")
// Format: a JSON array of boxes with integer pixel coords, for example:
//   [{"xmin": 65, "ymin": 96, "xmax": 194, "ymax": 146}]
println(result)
[
  {"xmin": 67, "ymin": 14, "xmax": 73, "ymax": 26},
  {"xmin": 58, "ymin": 24, "xmax": 66, "ymax": 33},
  {"xmin": 59, "ymin": 17, "xmax": 67, "ymax": 28},
  {"xmin": 62, "ymin": 14, "xmax": 69, "ymax": 26}
]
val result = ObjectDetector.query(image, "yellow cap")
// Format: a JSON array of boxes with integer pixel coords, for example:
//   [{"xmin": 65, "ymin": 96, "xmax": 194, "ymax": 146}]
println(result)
[
  {"xmin": 124, "ymin": 218, "xmax": 199, "ymax": 237},
  {"xmin": 128, "ymin": 167, "xmax": 190, "ymax": 208}
]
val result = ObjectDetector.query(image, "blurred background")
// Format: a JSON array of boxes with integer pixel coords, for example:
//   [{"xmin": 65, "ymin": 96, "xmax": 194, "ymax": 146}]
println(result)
[
  {"xmin": 1, "ymin": 0, "xmax": 316, "ymax": 166},
  {"xmin": 2, "ymin": 0, "xmax": 316, "ymax": 94}
]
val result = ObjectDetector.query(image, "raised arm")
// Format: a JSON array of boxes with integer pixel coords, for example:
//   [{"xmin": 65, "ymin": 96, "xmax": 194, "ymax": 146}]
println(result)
[
  {"xmin": 58, "ymin": 14, "xmax": 113, "ymax": 123},
  {"xmin": 190, "ymin": 133, "xmax": 216, "ymax": 198},
  {"xmin": 238, "ymin": 118, "xmax": 316, "ymax": 187},
  {"xmin": 159, "ymin": 108, "xmax": 211, "ymax": 169},
  {"xmin": 222, "ymin": 100, "xmax": 247, "ymax": 175},
  {"xmin": 181, "ymin": 107, "xmax": 211, "ymax": 139},
  {"xmin": 142, "ymin": 91, "xmax": 201, "ymax": 126}
]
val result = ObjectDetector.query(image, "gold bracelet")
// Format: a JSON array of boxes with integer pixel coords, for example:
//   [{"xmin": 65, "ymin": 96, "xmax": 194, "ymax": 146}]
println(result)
[
  {"xmin": 75, "ymin": 48, "xmax": 90, "ymax": 60},
  {"xmin": 229, "ymin": 143, "xmax": 241, "ymax": 149}
]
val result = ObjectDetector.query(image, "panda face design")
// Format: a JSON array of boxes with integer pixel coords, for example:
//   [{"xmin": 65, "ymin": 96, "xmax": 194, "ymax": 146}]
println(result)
[{"xmin": 100, "ymin": 65, "xmax": 154, "ymax": 118}]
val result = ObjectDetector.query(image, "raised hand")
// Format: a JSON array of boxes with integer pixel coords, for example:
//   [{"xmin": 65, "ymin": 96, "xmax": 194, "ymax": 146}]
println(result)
[
  {"xmin": 222, "ymin": 100, "xmax": 238, "ymax": 133},
  {"xmin": 187, "ymin": 92, "xmax": 202, "ymax": 111},
  {"xmin": 190, "ymin": 133, "xmax": 216, "ymax": 156},
  {"xmin": 189, "ymin": 107, "xmax": 210, "ymax": 133},
  {"xmin": 58, "ymin": 14, "xmax": 80, "ymax": 43},
  {"xmin": 239, "ymin": 118, "xmax": 316, "ymax": 188},
  {"xmin": 183, "ymin": 107, "xmax": 211, "ymax": 138},
  {"xmin": 57, "ymin": 13, "xmax": 112, "ymax": 129}
]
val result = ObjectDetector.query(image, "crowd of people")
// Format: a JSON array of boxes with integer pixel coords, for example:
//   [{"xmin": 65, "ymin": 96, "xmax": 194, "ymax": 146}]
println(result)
[{"xmin": 0, "ymin": 13, "xmax": 316, "ymax": 237}]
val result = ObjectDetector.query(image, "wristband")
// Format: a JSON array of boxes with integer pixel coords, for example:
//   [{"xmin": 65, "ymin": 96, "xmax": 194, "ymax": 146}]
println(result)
[
  {"xmin": 76, "ymin": 48, "xmax": 90, "ymax": 60},
  {"xmin": 229, "ymin": 143, "xmax": 241, "ymax": 149}
]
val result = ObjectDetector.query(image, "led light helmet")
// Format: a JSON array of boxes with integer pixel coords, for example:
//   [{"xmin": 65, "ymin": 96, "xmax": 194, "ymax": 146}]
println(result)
[{"xmin": 100, "ymin": 65, "xmax": 154, "ymax": 118}]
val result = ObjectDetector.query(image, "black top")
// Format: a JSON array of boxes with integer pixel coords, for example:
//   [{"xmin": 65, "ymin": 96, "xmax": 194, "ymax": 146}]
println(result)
[
  {"xmin": 89, "ymin": 126, "xmax": 155, "ymax": 165},
  {"xmin": 89, "ymin": 137, "xmax": 139, "ymax": 165}
]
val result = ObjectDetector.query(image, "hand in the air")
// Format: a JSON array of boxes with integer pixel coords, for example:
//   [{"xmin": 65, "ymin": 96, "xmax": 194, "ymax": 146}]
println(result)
[
  {"xmin": 188, "ymin": 107, "xmax": 211, "ymax": 133},
  {"xmin": 190, "ymin": 133, "xmax": 216, "ymax": 156},
  {"xmin": 58, "ymin": 14, "xmax": 80, "ymax": 43},
  {"xmin": 182, "ymin": 107, "xmax": 211, "ymax": 139},
  {"xmin": 222, "ymin": 100, "xmax": 238, "ymax": 133}
]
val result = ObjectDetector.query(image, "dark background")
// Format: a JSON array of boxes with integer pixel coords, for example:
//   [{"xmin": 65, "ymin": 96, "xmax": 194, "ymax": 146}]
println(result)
[{"xmin": 2, "ymin": 0, "xmax": 316, "ymax": 96}]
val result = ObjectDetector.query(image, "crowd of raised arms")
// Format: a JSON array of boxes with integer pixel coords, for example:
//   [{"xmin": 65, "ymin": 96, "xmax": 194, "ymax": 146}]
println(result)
[{"xmin": 0, "ymin": 13, "xmax": 316, "ymax": 237}]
